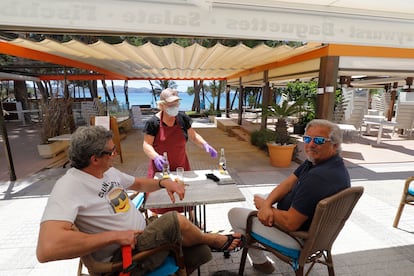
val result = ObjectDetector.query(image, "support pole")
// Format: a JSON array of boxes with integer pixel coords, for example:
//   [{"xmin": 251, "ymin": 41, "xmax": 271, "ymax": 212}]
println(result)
[{"xmin": 0, "ymin": 107, "xmax": 16, "ymax": 181}]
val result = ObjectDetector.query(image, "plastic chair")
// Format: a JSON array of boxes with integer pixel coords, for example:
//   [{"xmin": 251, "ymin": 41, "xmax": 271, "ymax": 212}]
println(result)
[
  {"xmin": 238, "ymin": 186, "xmax": 364, "ymax": 276},
  {"xmin": 393, "ymin": 176, "xmax": 414, "ymax": 228}
]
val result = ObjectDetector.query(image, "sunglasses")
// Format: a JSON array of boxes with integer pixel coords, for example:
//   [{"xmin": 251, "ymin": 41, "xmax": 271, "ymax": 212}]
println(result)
[
  {"xmin": 101, "ymin": 145, "xmax": 117, "ymax": 156},
  {"xmin": 303, "ymin": 135, "xmax": 331, "ymax": 145}
]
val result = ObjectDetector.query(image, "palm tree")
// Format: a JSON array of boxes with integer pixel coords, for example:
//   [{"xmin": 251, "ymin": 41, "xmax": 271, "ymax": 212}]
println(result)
[{"xmin": 156, "ymin": 80, "xmax": 177, "ymax": 90}]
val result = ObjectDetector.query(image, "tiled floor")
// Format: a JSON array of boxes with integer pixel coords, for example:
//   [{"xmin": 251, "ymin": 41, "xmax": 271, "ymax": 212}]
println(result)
[{"xmin": 1, "ymin": 119, "xmax": 414, "ymax": 275}]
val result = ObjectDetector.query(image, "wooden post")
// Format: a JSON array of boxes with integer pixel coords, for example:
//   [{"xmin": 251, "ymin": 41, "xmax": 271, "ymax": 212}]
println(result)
[
  {"xmin": 261, "ymin": 70, "xmax": 270, "ymax": 131},
  {"xmin": 386, "ymin": 82, "xmax": 398, "ymax": 121},
  {"xmin": 316, "ymin": 56, "xmax": 339, "ymax": 120},
  {"xmin": 237, "ymin": 78, "xmax": 244, "ymax": 125}
]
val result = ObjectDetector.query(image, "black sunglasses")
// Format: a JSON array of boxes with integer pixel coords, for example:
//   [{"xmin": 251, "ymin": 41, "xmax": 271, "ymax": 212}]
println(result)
[
  {"xmin": 101, "ymin": 145, "xmax": 117, "ymax": 156},
  {"xmin": 303, "ymin": 135, "xmax": 331, "ymax": 145}
]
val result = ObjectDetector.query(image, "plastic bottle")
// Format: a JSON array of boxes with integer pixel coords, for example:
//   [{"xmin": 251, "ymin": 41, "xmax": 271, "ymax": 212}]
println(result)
[
  {"xmin": 162, "ymin": 152, "xmax": 170, "ymax": 178},
  {"xmin": 219, "ymin": 148, "xmax": 227, "ymax": 174}
]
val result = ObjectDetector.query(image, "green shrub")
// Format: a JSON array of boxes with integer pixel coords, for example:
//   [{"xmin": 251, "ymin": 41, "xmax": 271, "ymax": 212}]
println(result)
[{"xmin": 250, "ymin": 129, "xmax": 275, "ymax": 151}]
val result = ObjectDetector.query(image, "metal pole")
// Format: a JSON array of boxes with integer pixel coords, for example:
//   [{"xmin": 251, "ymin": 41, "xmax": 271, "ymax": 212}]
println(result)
[{"xmin": 0, "ymin": 107, "xmax": 17, "ymax": 181}]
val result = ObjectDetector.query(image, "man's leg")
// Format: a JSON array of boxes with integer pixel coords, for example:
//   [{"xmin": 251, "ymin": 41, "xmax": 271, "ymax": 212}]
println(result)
[
  {"xmin": 176, "ymin": 213, "xmax": 243, "ymax": 251},
  {"xmin": 228, "ymin": 207, "xmax": 302, "ymax": 274}
]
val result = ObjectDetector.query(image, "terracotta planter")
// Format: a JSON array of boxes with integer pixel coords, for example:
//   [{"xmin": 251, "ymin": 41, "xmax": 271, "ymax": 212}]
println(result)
[
  {"xmin": 266, "ymin": 143, "xmax": 296, "ymax": 167},
  {"xmin": 37, "ymin": 141, "xmax": 69, "ymax": 159}
]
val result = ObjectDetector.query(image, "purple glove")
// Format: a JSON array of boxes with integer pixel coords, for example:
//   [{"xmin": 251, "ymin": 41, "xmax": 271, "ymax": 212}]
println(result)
[
  {"xmin": 153, "ymin": 155, "xmax": 166, "ymax": 171},
  {"xmin": 203, "ymin": 143, "xmax": 218, "ymax": 158}
]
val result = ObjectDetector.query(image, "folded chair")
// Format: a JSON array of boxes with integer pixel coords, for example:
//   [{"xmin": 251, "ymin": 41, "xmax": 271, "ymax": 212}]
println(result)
[
  {"xmin": 393, "ymin": 176, "xmax": 414, "ymax": 228},
  {"xmin": 239, "ymin": 186, "xmax": 364, "ymax": 276}
]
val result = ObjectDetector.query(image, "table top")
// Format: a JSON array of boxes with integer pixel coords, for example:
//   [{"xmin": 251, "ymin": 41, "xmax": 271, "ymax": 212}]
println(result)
[
  {"xmin": 144, "ymin": 169, "xmax": 246, "ymax": 208},
  {"xmin": 363, "ymin": 115, "xmax": 386, "ymax": 122},
  {"xmin": 48, "ymin": 134, "xmax": 72, "ymax": 141}
]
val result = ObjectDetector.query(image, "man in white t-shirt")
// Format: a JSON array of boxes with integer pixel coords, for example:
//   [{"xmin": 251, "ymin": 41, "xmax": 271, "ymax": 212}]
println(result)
[{"xmin": 36, "ymin": 126, "xmax": 243, "ymax": 275}]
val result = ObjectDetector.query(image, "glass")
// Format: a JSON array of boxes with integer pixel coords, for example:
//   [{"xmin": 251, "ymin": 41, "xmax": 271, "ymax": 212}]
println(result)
[
  {"xmin": 101, "ymin": 145, "xmax": 117, "ymax": 156},
  {"xmin": 175, "ymin": 167, "xmax": 185, "ymax": 186},
  {"xmin": 303, "ymin": 135, "xmax": 331, "ymax": 145}
]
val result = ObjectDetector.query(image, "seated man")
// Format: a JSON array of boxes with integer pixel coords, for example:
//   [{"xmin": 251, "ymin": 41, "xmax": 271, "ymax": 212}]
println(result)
[
  {"xmin": 228, "ymin": 119, "xmax": 350, "ymax": 274},
  {"xmin": 36, "ymin": 125, "xmax": 243, "ymax": 275}
]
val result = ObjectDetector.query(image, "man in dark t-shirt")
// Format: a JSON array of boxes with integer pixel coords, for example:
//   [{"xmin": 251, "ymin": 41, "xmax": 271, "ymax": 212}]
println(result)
[{"xmin": 228, "ymin": 119, "xmax": 350, "ymax": 274}]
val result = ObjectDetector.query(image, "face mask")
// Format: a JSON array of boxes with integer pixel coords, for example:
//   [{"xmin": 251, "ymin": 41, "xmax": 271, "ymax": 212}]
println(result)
[{"xmin": 166, "ymin": 105, "xmax": 179, "ymax": 116}]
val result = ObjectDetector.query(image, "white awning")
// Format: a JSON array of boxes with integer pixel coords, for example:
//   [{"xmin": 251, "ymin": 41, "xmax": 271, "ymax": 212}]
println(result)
[
  {"xmin": 3, "ymin": 38, "xmax": 324, "ymax": 80},
  {"xmin": 1, "ymin": 0, "xmax": 414, "ymax": 48}
]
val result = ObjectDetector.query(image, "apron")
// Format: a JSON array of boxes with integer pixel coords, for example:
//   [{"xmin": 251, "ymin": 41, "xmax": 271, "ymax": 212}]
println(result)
[{"xmin": 147, "ymin": 111, "xmax": 191, "ymax": 214}]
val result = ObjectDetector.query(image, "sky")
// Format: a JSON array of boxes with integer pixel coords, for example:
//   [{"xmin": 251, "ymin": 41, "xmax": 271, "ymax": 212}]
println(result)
[{"xmin": 101, "ymin": 80, "xmax": 194, "ymax": 92}]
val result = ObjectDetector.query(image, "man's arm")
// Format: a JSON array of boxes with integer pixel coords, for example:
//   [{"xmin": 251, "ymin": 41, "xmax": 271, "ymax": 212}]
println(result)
[
  {"xmin": 256, "ymin": 173, "xmax": 308, "ymax": 231},
  {"xmin": 128, "ymin": 177, "xmax": 186, "ymax": 202},
  {"xmin": 36, "ymin": 221, "xmax": 140, "ymax": 263},
  {"xmin": 262, "ymin": 173, "xmax": 298, "ymax": 207}
]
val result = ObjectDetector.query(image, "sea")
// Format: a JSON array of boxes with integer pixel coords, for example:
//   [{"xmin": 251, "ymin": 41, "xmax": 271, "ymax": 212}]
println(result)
[{"xmin": 97, "ymin": 88, "xmax": 239, "ymax": 111}]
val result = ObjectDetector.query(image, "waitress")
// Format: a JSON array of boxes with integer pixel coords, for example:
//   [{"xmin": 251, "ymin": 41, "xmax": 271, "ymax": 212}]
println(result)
[{"xmin": 143, "ymin": 88, "xmax": 218, "ymax": 214}]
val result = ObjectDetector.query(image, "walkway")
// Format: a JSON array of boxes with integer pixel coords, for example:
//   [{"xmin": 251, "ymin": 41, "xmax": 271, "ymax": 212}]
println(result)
[{"xmin": 0, "ymin": 118, "xmax": 413, "ymax": 275}]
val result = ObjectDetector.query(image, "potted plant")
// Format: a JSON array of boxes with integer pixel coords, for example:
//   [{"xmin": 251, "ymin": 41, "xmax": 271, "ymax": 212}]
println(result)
[
  {"xmin": 37, "ymin": 97, "xmax": 73, "ymax": 158},
  {"xmin": 265, "ymin": 99, "xmax": 302, "ymax": 167}
]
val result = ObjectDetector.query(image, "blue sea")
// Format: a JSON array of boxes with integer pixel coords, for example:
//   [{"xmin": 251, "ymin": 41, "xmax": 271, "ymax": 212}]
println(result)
[{"xmin": 97, "ymin": 91, "xmax": 239, "ymax": 111}]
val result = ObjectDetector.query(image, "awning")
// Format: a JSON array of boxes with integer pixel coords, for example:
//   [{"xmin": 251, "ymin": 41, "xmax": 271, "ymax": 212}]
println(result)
[
  {"xmin": 1, "ymin": 0, "xmax": 414, "ymax": 48},
  {"xmin": 0, "ymin": 38, "xmax": 323, "ymax": 81}
]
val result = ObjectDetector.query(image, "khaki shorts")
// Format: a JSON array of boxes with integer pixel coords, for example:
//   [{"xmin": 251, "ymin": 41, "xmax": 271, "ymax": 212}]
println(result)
[{"xmin": 111, "ymin": 211, "xmax": 211, "ymax": 275}]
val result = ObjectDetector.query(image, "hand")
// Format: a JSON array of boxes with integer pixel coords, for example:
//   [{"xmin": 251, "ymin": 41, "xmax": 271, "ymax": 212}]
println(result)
[
  {"xmin": 163, "ymin": 179, "xmax": 185, "ymax": 202},
  {"xmin": 117, "ymin": 230, "xmax": 143, "ymax": 249},
  {"xmin": 153, "ymin": 155, "xmax": 166, "ymax": 171},
  {"xmin": 203, "ymin": 143, "xmax": 218, "ymax": 158},
  {"xmin": 257, "ymin": 206, "xmax": 274, "ymax": 227}
]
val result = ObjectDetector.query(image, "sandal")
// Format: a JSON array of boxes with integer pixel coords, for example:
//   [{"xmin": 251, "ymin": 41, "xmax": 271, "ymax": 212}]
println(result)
[{"xmin": 210, "ymin": 234, "xmax": 244, "ymax": 253}]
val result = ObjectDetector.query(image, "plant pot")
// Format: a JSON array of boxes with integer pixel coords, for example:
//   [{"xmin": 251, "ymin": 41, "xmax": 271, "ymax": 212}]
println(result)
[
  {"xmin": 266, "ymin": 143, "xmax": 296, "ymax": 167},
  {"xmin": 37, "ymin": 141, "xmax": 69, "ymax": 159}
]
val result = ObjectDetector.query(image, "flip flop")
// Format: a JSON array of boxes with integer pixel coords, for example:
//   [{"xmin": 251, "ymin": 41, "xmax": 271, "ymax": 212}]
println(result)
[{"xmin": 210, "ymin": 234, "xmax": 244, "ymax": 253}]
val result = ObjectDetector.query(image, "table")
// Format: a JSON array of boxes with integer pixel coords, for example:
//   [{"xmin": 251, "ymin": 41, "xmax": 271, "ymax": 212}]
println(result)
[
  {"xmin": 337, "ymin": 124, "xmax": 357, "ymax": 141},
  {"xmin": 6, "ymin": 109, "xmax": 41, "ymax": 126},
  {"xmin": 145, "ymin": 169, "xmax": 246, "ymax": 232},
  {"xmin": 48, "ymin": 134, "xmax": 72, "ymax": 141},
  {"xmin": 362, "ymin": 116, "xmax": 398, "ymax": 144}
]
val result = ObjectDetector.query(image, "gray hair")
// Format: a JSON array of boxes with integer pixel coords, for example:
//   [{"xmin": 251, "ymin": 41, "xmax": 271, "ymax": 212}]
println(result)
[
  {"xmin": 68, "ymin": 126, "xmax": 113, "ymax": 169},
  {"xmin": 305, "ymin": 119, "xmax": 342, "ymax": 153}
]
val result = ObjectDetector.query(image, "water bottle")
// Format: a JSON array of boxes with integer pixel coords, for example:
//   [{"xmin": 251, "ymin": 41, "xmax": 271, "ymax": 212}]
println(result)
[
  {"xmin": 219, "ymin": 148, "xmax": 227, "ymax": 174},
  {"xmin": 162, "ymin": 152, "xmax": 170, "ymax": 178}
]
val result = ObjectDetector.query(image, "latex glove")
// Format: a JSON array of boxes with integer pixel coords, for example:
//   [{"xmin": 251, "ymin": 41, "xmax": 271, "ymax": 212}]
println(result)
[
  {"xmin": 153, "ymin": 155, "xmax": 166, "ymax": 171},
  {"xmin": 203, "ymin": 143, "xmax": 218, "ymax": 158}
]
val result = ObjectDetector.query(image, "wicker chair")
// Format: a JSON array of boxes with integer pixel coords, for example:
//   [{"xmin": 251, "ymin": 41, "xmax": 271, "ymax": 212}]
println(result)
[
  {"xmin": 393, "ymin": 176, "xmax": 414, "ymax": 228},
  {"xmin": 238, "ymin": 186, "xmax": 364, "ymax": 276}
]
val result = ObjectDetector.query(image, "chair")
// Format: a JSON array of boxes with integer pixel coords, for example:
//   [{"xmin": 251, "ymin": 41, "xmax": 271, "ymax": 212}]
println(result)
[
  {"xmin": 393, "ymin": 176, "xmax": 414, "ymax": 228},
  {"xmin": 78, "ymin": 242, "xmax": 186, "ymax": 276},
  {"xmin": 77, "ymin": 192, "xmax": 186, "ymax": 276},
  {"xmin": 238, "ymin": 186, "xmax": 364, "ymax": 276}
]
